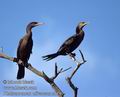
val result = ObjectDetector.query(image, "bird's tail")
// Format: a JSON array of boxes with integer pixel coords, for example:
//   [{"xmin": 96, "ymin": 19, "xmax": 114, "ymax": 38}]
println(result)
[
  {"xmin": 42, "ymin": 53, "xmax": 59, "ymax": 61},
  {"xmin": 17, "ymin": 65, "xmax": 25, "ymax": 79}
]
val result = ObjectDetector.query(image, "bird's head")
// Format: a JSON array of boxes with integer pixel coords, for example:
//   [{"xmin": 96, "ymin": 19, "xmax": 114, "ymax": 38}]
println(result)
[
  {"xmin": 78, "ymin": 22, "xmax": 87, "ymax": 29},
  {"xmin": 76, "ymin": 22, "xmax": 87, "ymax": 34},
  {"xmin": 28, "ymin": 22, "xmax": 44, "ymax": 28}
]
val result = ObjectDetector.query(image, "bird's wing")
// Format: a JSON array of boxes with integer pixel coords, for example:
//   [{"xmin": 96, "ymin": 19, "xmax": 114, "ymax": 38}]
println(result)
[
  {"xmin": 26, "ymin": 39, "xmax": 33, "ymax": 60},
  {"xmin": 17, "ymin": 38, "xmax": 23, "ymax": 58},
  {"xmin": 58, "ymin": 34, "xmax": 77, "ymax": 52},
  {"xmin": 30, "ymin": 39, "xmax": 33, "ymax": 54},
  {"xmin": 61, "ymin": 34, "xmax": 77, "ymax": 47},
  {"xmin": 64, "ymin": 36, "xmax": 75, "ymax": 45}
]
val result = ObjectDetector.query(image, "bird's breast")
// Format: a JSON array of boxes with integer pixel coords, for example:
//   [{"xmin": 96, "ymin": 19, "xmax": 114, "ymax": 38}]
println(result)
[{"xmin": 18, "ymin": 38, "xmax": 32, "ymax": 62}]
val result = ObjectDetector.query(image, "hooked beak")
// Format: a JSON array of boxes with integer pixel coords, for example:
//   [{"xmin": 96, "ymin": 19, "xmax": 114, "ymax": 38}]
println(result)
[
  {"xmin": 83, "ymin": 22, "xmax": 88, "ymax": 26},
  {"xmin": 36, "ymin": 22, "xmax": 45, "ymax": 26}
]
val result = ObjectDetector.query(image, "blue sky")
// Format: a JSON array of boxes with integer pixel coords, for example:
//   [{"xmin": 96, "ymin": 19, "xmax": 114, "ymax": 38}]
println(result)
[{"xmin": 0, "ymin": 0, "xmax": 120, "ymax": 97}]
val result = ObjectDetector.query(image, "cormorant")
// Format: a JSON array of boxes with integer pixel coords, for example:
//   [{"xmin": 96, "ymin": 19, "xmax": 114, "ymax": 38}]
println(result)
[
  {"xmin": 17, "ymin": 22, "xmax": 44, "ymax": 79},
  {"xmin": 42, "ymin": 22, "xmax": 87, "ymax": 61}
]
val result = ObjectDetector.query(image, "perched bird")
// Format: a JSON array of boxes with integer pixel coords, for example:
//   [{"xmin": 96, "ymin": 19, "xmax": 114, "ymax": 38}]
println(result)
[
  {"xmin": 42, "ymin": 22, "xmax": 87, "ymax": 61},
  {"xmin": 17, "ymin": 22, "xmax": 44, "ymax": 79}
]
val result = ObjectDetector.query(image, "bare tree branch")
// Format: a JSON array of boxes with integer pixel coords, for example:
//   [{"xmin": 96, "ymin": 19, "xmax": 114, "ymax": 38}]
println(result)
[
  {"xmin": 0, "ymin": 53, "xmax": 14, "ymax": 61},
  {"xmin": 69, "ymin": 50, "xmax": 86, "ymax": 80},
  {"xmin": 0, "ymin": 53, "xmax": 64, "ymax": 97},
  {"xmin": 66, "ymin": 77, "xmax": 78, "ymax": 97},
  {"xmin": 51, "ymin": 63, "xmax": 72, "ymax": 81},
  {"xmin": 61, "ymin": 67, "xmax": 72, "ymax": 73},
  {"xmin": 66, "ymin": 50, "xmax": 86, "ymax": 97}
]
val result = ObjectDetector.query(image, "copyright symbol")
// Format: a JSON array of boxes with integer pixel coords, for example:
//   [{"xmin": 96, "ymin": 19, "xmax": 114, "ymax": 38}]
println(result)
[{"xmin": 3, "ymin": 80, "xmax": 7, "ymax": 84}]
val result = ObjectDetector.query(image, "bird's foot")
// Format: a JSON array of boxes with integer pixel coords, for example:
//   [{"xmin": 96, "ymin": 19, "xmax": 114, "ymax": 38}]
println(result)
[
  {"xmin": 69, "ymin": 53, "xmax": 76, "ymax": 61},
  {"xmin": 25, "ymin": 63, "xmax": 30, "ymax": 68},
  {"xmin": 69, "ymin": 53, "xmax": 76, "ymax": 58}
]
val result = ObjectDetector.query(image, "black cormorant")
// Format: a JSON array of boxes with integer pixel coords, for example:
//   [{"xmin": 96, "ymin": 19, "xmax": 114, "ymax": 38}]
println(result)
[
  {"xmin": 42, "ymin": 22, "xmax": 87, "ymax": 61},
  {"xmin": 17, "ymin": 22, "xmax": 44, "ymax": 79}
]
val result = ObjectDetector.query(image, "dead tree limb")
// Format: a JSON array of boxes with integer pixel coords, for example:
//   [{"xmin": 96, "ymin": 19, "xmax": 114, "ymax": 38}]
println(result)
[
  {"xmin": 50, "ymin": 63, "xmax": 72, "ymax": 81},
  {"xmin": 0, "ymin": 53, "xmax": 65, "ymax": 97},
  {"xmin": 66, "ymin": 77, "xmax": 78, "ymax": 97},
  {"xmin": 66, "ymin": 50, "xmax": 86, "ymax": 97}
]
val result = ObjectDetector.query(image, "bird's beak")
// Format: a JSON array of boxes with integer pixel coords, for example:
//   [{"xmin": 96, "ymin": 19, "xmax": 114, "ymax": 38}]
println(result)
[
  {"xmin": 36, "ymin": 22, "xmax": 45, "ymax": 26},
  {"xmin": 83, "ymin": 22, "xmax": 87, "ymax": 26}
]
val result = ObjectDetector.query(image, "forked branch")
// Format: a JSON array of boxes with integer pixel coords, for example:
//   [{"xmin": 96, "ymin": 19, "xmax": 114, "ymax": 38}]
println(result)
[
  {"xmin": 66, "ymin": 50, "xmax": 86, "ymax": 97},
  {"xmin": 51, "ymin": 63, "xmax": 72, "ymax": 81}
]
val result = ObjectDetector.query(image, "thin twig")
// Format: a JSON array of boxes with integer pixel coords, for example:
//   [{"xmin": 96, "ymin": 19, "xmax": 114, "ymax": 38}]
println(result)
[
  {"xmin": 79, "ymin": 50, "xmax": 86, "ymax": 62},
  {"xmin": 51, "ymin": 63, "xmax": 72, "ymax": 81},
  {"xmin": 61, "ymin": 67, "xmax": 72, "ymax": 73}
]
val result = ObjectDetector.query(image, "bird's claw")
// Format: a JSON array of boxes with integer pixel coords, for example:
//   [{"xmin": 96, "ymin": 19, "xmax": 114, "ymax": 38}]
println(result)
[
  {"xmin": 69, "ymin": 53, "xmax": 76, "ymax": 61},
  {"xmin": 70, "ymin": 53, "xmax": 76, "ymax": 57},
  {"xmin": 25, "ymin": 63, "xmax": 30, "ymax": 68}
]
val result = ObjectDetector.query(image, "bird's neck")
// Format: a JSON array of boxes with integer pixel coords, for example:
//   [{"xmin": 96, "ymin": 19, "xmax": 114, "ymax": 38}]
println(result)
[
  {"xmin": 76, "ymin": 26, "xmax": 83, "ymax": 34},
  {"xmin": 26, "ymin": 26, "xmax": 32, "ymax": 37},
  {"xmin": 77, "ymin": 30, "xmax": 84, "ymax": 36}
]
